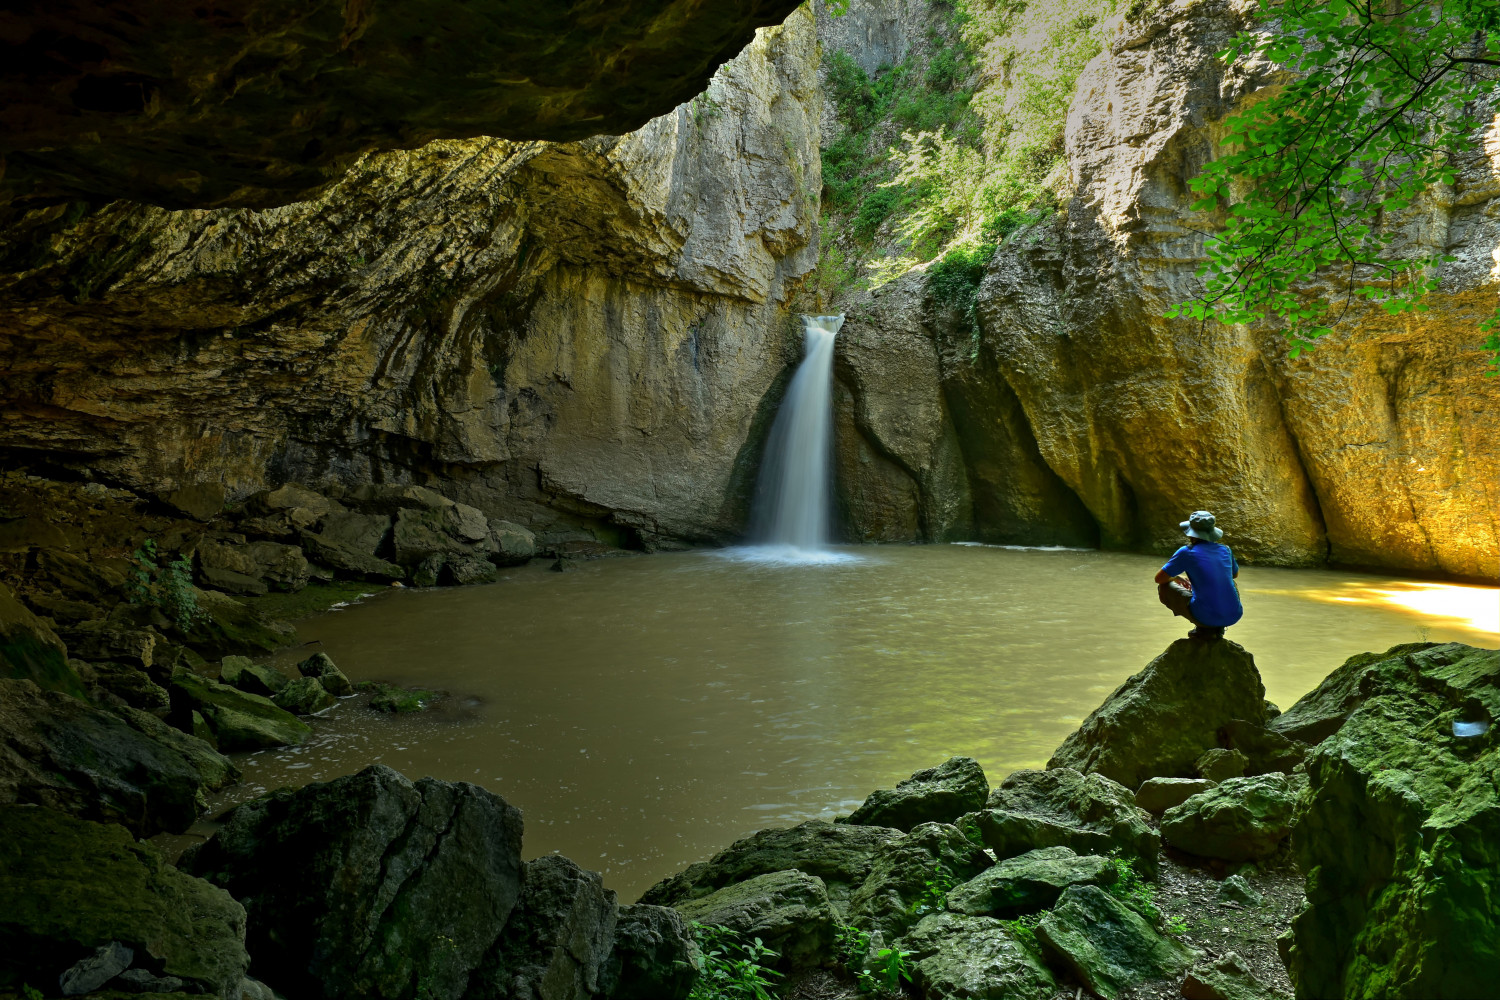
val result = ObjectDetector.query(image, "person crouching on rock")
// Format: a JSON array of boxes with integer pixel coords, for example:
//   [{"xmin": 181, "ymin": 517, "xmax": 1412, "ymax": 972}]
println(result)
[{"xmin": 1154, "ymin": 510, "xmax": 1243, "ymax": 640}]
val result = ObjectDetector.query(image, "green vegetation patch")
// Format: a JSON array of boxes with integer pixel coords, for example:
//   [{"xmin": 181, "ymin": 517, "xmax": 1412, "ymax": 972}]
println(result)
[{"xmin": 240, "ymin": 580, "xmax": 379, "ymax": 622}]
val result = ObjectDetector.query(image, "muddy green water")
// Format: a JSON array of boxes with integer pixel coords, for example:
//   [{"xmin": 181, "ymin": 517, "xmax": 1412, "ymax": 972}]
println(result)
[{"xmin": 217, "ymin": 544, "xmax": 1496, "ymax": 900}]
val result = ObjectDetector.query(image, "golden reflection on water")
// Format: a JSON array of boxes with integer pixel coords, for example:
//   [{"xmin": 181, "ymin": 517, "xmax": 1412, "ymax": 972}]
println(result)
[{"xmin": 215, "ymin": 545, "xmax": 1496, "ymax": 900}]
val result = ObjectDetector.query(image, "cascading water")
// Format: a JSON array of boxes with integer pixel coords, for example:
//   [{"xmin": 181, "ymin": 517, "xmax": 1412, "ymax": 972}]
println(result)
[{"xmin": 740, "ymin": 314, "xmax": 851, "ymax": 563}]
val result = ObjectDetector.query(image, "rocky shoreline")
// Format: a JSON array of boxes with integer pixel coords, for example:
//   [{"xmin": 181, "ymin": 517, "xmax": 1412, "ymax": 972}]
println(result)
[{"xmin": 3, "ymin": 506, "xmax": 1495, "ymax": 1000}]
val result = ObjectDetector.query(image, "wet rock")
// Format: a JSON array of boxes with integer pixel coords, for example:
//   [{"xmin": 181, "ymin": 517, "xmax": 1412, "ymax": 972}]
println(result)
[
  {"xmin": 0, "ymin": 581, "xmax": 85, "ymax": 696},
  {"xmin": 1035, "ymin": 885, "xmax": 1194, "ymax": 1000},
  {"xmin": 0, "ymin": 679, "xmax": 234, "ymax": 836},
  {"xmin": 845, "ymin": 822, "xmax": 991, "ymax": 940},
  {"xmin": 184, "ymin": 765, "xmax": 524, "ymax": 1000},
  {"xmin": 446, "ymin": 555, "xmax": 499, "ymax": 586},
  {"xmin": 966, "ymin": 768, "xmax": 1159, "ymax": 877},
  {"xmin": 673, "ymin": 869, "xmax": 837, "ymax": 969},
  {"xmin": 272, "ymin": 676, "xmax": 337, "ymax": 715},
  {"xmin": 170, "ymin": 668, "xmax": 311, "ymax": 751},
  {"xmin": 358, "ymin": 681, "xmax": 439, "ymax": 714},
  {"xmin": 473, "ymin": 855, "xmax": 619, "ymax": 999},
  {"xmin": 1049, "ymin": 639, "xmax": 1268, "ymax": 790},
  {"xmin": 1288, "ymin": 643, "xmax": 1500, "ymax": 999},
  {"xmin": 1216, "ymin": 874, "xmax": 1264, "ymax": 908},
  {"xmin": 1195, "ymin": 748, "xmax": 1248, "ymax": 782},
  {"xmin": 55, "ymin": 620, "xmax": 156, "ymax": 671},
  {"xmin": 1134, "ymin": 778, "xmax": 1216, "ymax": 814},
  {"xmin": 59, "ymin": 940, "xmax": 134, "ymax": 996},
  {"xmin": 488, "ymin": 519, "xmax": 537, "ymax": 566},
  {"xmin": 1181, "ymin": 950, "xmax": 1290, "ymax": 1000},
  {"xmin": 845, "ymin": 756, "xmax": 989, "ymax": 832},
  {"xmin": 899, "ymin": 911, "xmax": 1056, "ymax": 1000},
  {"xmin": 946, "ymin": 846, "xmax": 1115, "ymax": 917},
  {"xmin": 217, "ymin": 655, "xmax": 288, "ymax": 697},
  {"xmin": 83, "ymin": 660, "xmax": 171, "ymax": 714},
  {"xmin": 1269, "ymin": 641, "xmax": 1437, "ymax": 745},
  {"xmin": 1160, "ymin": 774, "xmax": 1301, "ymax": 862},
  {"xmin": 599, "ymin": 904, "xmax": 698, "ymax": 1000},
  {"xmin": 297, "ymin": 652, "xmax": 353, "ymax": 697},
  {"xmin": 0, "ymin": 804, "xmax": 249, "ymax": 997},
  {"xmin": 638, "ymin": 820, "xmax": 904, "ymax": 909}
]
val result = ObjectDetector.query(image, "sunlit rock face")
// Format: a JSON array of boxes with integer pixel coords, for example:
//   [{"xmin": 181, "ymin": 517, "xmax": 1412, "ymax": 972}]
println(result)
[
  {"xmin": 0, "ymin": 9, "xmax": 820, "ymax": 546},
  {"xmin": 830, "ymin": 0, "xmax": 1497, "ymax": 577},
  {"xmin": 0, "ymin": 0, "xmax": 803, "ymax": 213}
]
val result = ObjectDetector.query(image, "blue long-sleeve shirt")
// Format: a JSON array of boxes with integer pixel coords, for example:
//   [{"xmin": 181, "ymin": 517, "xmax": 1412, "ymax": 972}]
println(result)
[{"xmin": 1161, "ymin": 543, "xmax": 1243, "ymax": 627}]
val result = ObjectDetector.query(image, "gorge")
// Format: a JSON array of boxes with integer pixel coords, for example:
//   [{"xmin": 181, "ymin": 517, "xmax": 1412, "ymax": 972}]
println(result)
[{"xmin": 1, "ymin": 0, "xmax": 1497, "ymax": 999}]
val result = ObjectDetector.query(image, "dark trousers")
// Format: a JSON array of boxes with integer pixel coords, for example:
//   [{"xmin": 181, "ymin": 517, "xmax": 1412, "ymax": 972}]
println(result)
[{"xmin": 1158, "ymin": 579, "xmax": 1203, "ymax": 626}]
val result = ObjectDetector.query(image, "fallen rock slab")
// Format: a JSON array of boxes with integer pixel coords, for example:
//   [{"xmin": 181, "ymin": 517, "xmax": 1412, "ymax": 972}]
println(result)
[
  {"xmin": 845, "ymin": 756, "xmax": 989, "ymax": 832},
  {"xmin": 1049, "ymin": 639, "xmax": 1267, "ymax": 789},
  {"xmin": 171, "ymin": 668, "xmax": 311, "ymax": 750},
  {"xmin": 1161, "ymin": 773, "xmax": 1302, "ymax": 862},
  {"xmin": 946, "ymin": 846, "xmax": 1115, "ymax": 917},
  {"xmin": 0, "ymin": 804, "xmax": 249, "ymax": 998},
  {"xmin": 966, "ymin": 768, "xmax": 1159, "ymax": 877},
  {"xmin": 1035, "ymin": 885, "xmax": 1194, "ymax": 1000}
]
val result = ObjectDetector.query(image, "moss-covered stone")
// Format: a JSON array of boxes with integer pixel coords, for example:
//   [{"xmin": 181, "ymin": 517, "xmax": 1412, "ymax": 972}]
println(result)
[
  {"xmin": 673, "ymin": 869, "xmax": 837, "ymax": 969},
  {"xmin": 1269, "ymin": 642, "xmax": 1439, "ymax": 745},
  {"xmin": 217, "ymin": 655, "xmax": 288, "ymax": 697},
  {"xmin": 357, "ymin": 681, "xmax": 438, "ymax": 714},
  {"xmin": 1287, "ymin": 643, "xmax": 1499, "ymax": 999},
  {"xmin": 1035, "ymin": 885, "xmax": 1195, "ymax": 1000},
  {"xmin": 1049, "ymin": 639, "xmax": 1267, "ymax": 790},
  {"xmin": 965, "ymin": 768, "xmax": 1159, "ymax": 878},
  {"xmin": 1134, "ymin": 778, "xmax": 1216, "ymax": 814},
  {"xmin": 946, "ymin": 846, "xmax": 1115, "ymax": 917},
  {"xmin": 899, "ymin": 911, "xmax": 1056, "ymax": 1000},
  {"xmin": 297, "ymin": 652, "xmax": 353, "ymax": 696},
  {"xmin": 1161, "ymin": 774, "xmax": 1302, "ymax": 862},
  {"xmin": 0, "ymin": 580, "xmax": 84, "ymax": 697},
  {"xmin": 0, "ymin": 805, "xmax": 248, "ymax": 996},
  {"xmin": 171, "ymin": 668, "xmax": 310, "ymax": 751},
  {"xmin": 845, "ymin": 756, "xmax": 990, "ymax": 832},
  {"xmin": 178, "ymin": 590, "xmax": 292, "ymax": 660},
  {"xmin": 272, "ymin": 676, "xmax": 336, "ymax": 716},
  {"xmin": 845, "ymin": 821, "xmax": 991, "ymax": 940}
]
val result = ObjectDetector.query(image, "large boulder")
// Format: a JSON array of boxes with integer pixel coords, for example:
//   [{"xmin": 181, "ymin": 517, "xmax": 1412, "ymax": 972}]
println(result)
[
  {"xmin": 638, "ymin": 820, "xmax": 903, "ymax": 909},
  {"xmin": 488, "ymin": 519, "xmax": 537, "ymax": 566},
  {"xmin": 599, "ymin": 904, "xmax": 698, "ymax": 1000},
  {"xmin": 845, "ymin": 756, "xmax": 989, "ymax": 831},
  {"xmin": 898, "ymin": 912, "xmax": 1056, "ymax": 1000},
  {"xmin": 1287, "ymin": 643, "xmax": 1499, "ymax": 999},
  {"xmin": 1134, "ymin": 778, "xmax": 1216, "ymax": 815},
  {"xmin": 1035, "ymin": 885, "xmax": 1195, "ymax": 1000},
  {"xmin": 170, "ymin": 668, "xmax": 311, "ymax": 751},
  {"xmin": 1160, "ymin": 774, "xmax": 1303, "ymax": 862},
  {"xmin": 55, "ymin": 620, "xmax": 158, "ymax": 670},
  {"xmin": 946, "ymin": 846, "xmax": 1115, "ymax": 917},
  {"xmin": 0, "ymin": 678, "xmax": 235, "ymax": 837},
  {"xmin": 672, "ymin": 869, "xmax": 837, "ymax": 969},
  {"xmin": 965, "ymin": 768, "xmax": 1159, "ymax": 877},
  {"xmin": 1, "ymin": 583, "xmax": 86, "ymax": 696},
  {"xmin": 217, "ymin": 655, "xmax": 288, "ymax": 697},
  {"xmin": 1269, "ymin": 641, "xmax": 1438, "ymax": 744},
  {"xmin": 473, "ymin": 855, "xmax": 619, "ymax": 1000},
  {"xmin": 271, "ymin": 676, "xmax": 336, "ymax": 715},
  {"xmin": 178, "ymin": 589, "xmax": 292, "ymax": 660},
  {"xmin": 844, "ymin": 822, "xmax": 991, "ymax": 940},
  {"xmin": 296, "ymin": 652, "xmax": 353, "ymax": 697},
  {"xmin": 1049, "ymin": 639, "xmax": 1268, "ymax": 789},
  {"xmin": 183, "ymin": 765, "xmax": 524, "ymax": 1000},
  {"xmin": 0, "ymin": 805, "xmax": 249, "ymax": 998},
  {"xmin": 297, "ymin": 528, "xmax": 405, "ymax": 581}
]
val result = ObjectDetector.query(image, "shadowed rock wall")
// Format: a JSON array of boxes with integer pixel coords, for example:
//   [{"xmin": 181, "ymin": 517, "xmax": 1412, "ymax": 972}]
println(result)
[{"xmin": 0, "ymin": 10, "xmax": 821, "ymax": 547}]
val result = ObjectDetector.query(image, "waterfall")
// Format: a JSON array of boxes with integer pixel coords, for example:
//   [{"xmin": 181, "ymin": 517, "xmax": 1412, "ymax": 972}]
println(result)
[{"xmin": 748, "ymin": 314, "xmax": 844, "ymax": 556}]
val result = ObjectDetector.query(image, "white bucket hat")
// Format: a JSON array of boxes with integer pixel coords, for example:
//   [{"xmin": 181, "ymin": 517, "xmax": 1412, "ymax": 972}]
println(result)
[{"xmin": 1181, "ymin": 510, "xmax": 1223, "ymax": 542}]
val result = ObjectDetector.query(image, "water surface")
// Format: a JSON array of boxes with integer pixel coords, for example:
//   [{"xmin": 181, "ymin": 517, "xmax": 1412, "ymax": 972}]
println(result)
[{"xmin": 220, "ymin": 545, "xmax": 1495, "ymax": 900}]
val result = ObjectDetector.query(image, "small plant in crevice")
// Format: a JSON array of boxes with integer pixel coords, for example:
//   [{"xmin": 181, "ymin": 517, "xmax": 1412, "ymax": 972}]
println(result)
[
  {"xmin": 129, "ymin": 538, "xmax": 206, "ymax": 631},
  {"xmin": 685, "ymin": 923, "xmax": 782, "ymax": 1000},
  {"xmin": 927, "ymin": 241, "xmax": 997, "ymax": 355},
  {"xmin": 999, "ymin": 912, "xmax": 1044, "ymax": 952},
  {"xmin": 907, "ymin": 861, "xmax": 957, "ymax": 918},
  {"xmin": 1105, "ymin": 854, "xmax": 1184, "ymax": 934},
  {"xmin": 865, "ymin": 947, "xmax": 914, "ymax": 994}
]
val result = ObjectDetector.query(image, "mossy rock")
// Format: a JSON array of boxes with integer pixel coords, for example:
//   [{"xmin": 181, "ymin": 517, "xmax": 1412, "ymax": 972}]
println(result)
[
  {"xmin": 898, "ymin": 911, "xmax": 1056, "ymax": 1000},
  {"xmin": 297, "ymin": 652, "xmax": 353, "ymax": 696},
  {"xmin": 272, "ymin": 676, "xmax": 336, "ymax": 715},
  {"xmin": 171, "ymin": 668, "xmax": 311, "ymax": 751},
  {"xmin": 1035, "ymin": 885, "xmax": 1195, "ymax": 1000},
  {"xmin": 178, "ymin": 589, "xmax": 292, "ymax": 660},
  {"xmin": 218, "ymin": 655, "xmax": 288, "ymax": 697},
  {"xmin": 0, "ymin": 805, "xmax": 249, "ymax": 996},
  {"xmin": 946, "ymin": 846, "xmax": 1116, "ymax": 917},
  {"xmin": 1160, "ymin": 773, "xmax": 1302, "ymax": 862},
  {"xmin": 0, "ymin": 581, "xmax": 84, "ymax": 697},
  {"xmin": 1287, "ymin": 643, "xmax": 1499, "ymax": 999},
  {"xmin": 845, "ymin": 821, "xmax": 992, "ymax": 941},
  {"xmin": 672, "ymin": 869, "xmax": 838, "ymax": 969},
  {"xmin": 844, "ymin": 756, "xmax": 989, "ymax": 832},
  {"xmin": 356, "ymin": 681, "xmax": 438, "ymax": 714}
]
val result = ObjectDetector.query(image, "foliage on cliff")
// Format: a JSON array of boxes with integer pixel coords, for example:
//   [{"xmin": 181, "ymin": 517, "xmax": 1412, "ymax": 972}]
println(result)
[{"xmin": 1169, "ymin": 0, "xmax": 1500, "ymax": 369}]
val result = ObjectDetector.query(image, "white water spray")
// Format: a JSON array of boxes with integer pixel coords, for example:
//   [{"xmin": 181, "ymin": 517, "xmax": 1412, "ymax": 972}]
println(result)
[{"xmin": 743, "ymin": 314, "xmax": 846, "ymax": 561}]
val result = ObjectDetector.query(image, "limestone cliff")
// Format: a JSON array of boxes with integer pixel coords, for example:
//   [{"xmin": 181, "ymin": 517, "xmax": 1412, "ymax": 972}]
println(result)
[
  {"xmin": 0, "ymin": 9, "xmax": 821, "ymax": 548},
  {"xmin": 827, "ymin": 0, "xmax": 1498, "ymax": 579}
]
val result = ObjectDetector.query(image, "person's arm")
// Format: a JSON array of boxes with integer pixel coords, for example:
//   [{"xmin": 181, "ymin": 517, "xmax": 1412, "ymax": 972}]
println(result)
[
  {"xmin": 1156, "ymin": 547, "xmax": 1188, "ymax": 586},
  {"xmin": 1154, "ymin": 568, "xmax": 1172, "ymax": 585}
]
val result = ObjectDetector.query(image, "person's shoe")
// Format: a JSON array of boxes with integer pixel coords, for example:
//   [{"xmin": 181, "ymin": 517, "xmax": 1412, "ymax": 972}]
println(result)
[{"xmin": 1188, "ymin": 627, "xmax": 1224, "ymax": 641}]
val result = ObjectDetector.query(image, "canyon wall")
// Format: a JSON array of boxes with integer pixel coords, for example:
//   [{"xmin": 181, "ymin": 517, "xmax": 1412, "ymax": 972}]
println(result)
[
  {"xmin": 829, "ymin": 0, "xmax": 1499, "ymax": 579},
  {"xmin": 0, "ymin": 9, "xmax": 821, "ymax": 547}
]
